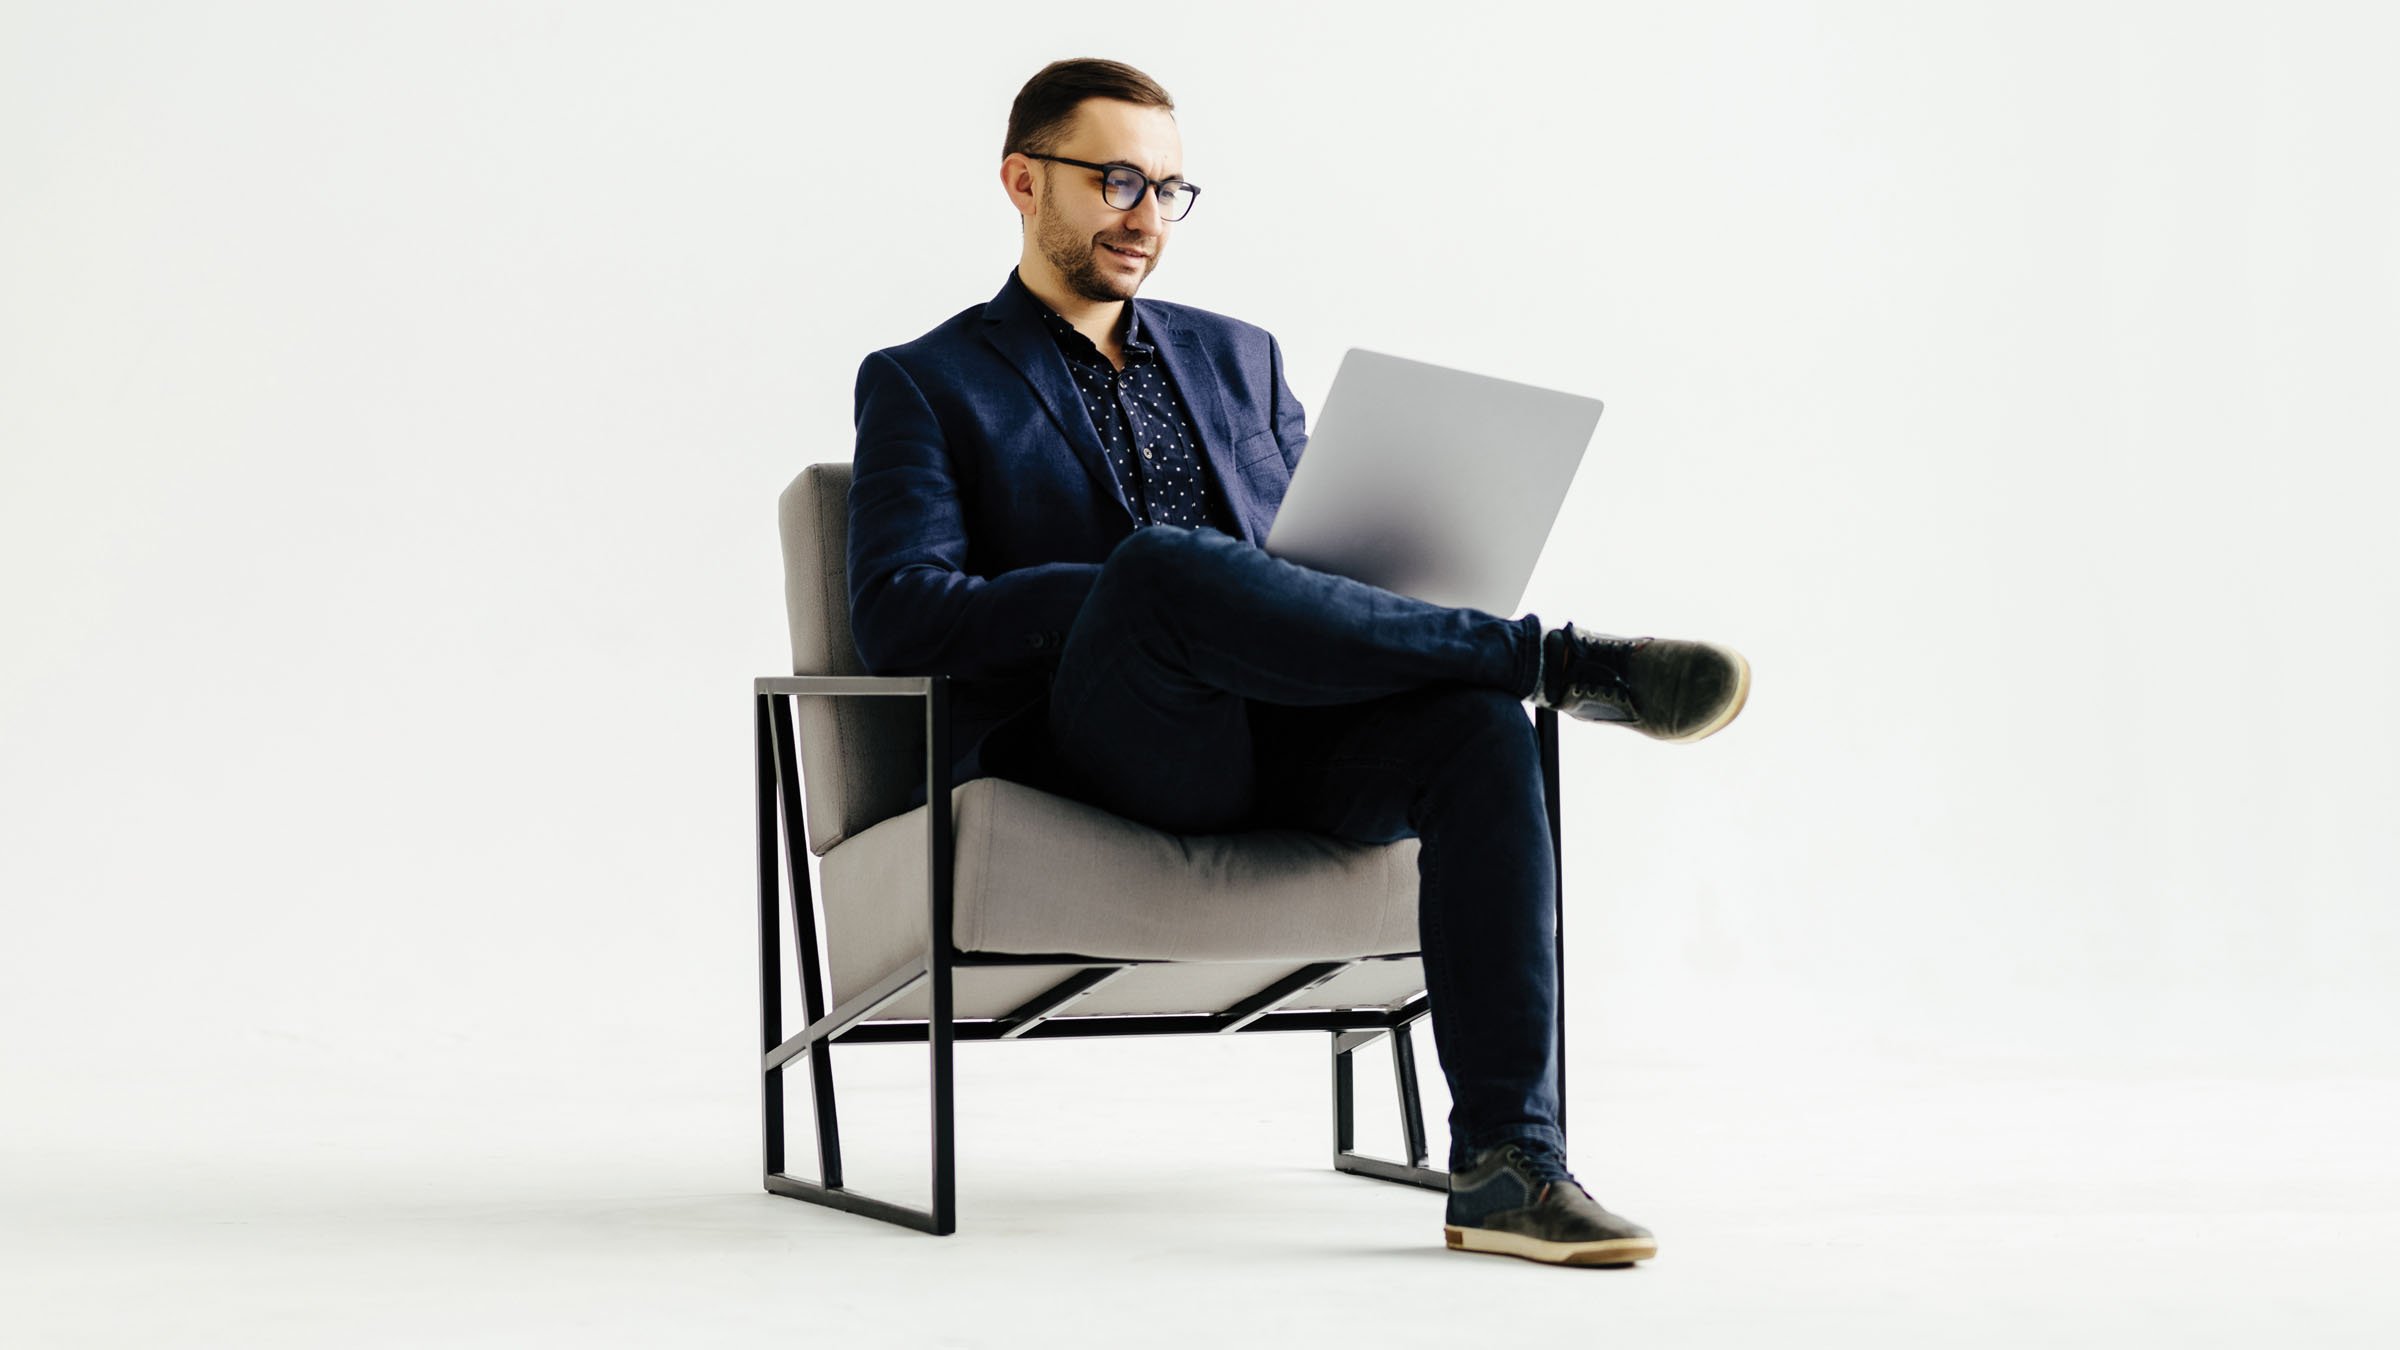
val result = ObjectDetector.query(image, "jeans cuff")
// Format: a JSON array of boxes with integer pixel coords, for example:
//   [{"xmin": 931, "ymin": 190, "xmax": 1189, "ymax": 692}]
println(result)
[
  {"xmin": 1452, "ymin": 1122, "xmax": 1567, "ymax": 1170},
  {"xmin": 1514, "ymin": 612, "xmax": 1546, "ymax": 701}
]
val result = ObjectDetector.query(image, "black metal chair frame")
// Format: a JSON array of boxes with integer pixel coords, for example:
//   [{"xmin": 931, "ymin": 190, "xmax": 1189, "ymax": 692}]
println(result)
[{"xmin": 755, "ymin": 674, "xmax": 1569, "ymax": 1235}]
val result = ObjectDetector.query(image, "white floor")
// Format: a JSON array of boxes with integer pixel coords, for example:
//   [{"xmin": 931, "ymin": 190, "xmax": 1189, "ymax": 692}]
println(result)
[{"xmin": 6, "ymin": 1037, "xmax": 2392, "ymax": 1348}]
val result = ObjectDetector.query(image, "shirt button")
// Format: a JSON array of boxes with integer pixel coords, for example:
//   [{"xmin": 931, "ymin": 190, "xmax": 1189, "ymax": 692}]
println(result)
[{"xmin": 1142, "ymin": 447, "xmax": 1154, "ymax": 459}]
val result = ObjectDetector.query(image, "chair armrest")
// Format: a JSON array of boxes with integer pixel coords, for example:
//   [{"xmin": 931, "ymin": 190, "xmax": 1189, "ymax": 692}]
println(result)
[
  {"xmin": 753, "ymin": 673, "xmax": 953, "ymax": 847},
  {"xmin": 754, "ymin": 675, "xmax": 937, "ymax": 697}
]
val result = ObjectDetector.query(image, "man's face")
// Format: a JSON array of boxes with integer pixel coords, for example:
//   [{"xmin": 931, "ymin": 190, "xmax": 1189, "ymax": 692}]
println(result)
[{"xmin": 1015, "ymin": 98, "xmax": 1182, "ymax": 304}]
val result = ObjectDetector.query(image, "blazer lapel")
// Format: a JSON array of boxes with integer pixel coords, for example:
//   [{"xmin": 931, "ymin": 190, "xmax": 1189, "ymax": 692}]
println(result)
[
  {"xmin": 1140, "ymin": 301, "xmax": 1261, "ymax": 544},
  {"xmin": 980, "ymin": 272, "xmax": 1135, "ymax": 527}
]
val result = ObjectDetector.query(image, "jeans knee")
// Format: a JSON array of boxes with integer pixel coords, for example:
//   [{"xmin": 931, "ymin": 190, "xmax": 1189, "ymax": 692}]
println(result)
[
  {"xmin": 1111, "ymin": 522, "xmax": 1201, "ymax": 562},
  {"xmin": 1102, "ymin": 525, "xmax": 1182, "ymax": 587},
  {"xmin": 1099, "ymin": 525, "xmax": 1230, "ymax": 603},
  {"xmin": 1423, "ymin": 688, "xmax": 1542, "ymax": 780},
  {"xmin": 1450, "ymin": 686, "xmax": 1538, "ymax": 741}
]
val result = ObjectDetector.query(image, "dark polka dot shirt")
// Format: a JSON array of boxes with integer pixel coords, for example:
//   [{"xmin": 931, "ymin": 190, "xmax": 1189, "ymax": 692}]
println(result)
[{"xmin": 1029, "ymin": 290, "xmax": 1234, "ymax": 533}]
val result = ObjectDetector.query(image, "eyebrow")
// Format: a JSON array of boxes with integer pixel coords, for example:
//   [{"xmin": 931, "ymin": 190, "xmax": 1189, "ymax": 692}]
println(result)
[{"xmin": 1097, "ymin": 157, "xmax": 1186, "ymax": 181}]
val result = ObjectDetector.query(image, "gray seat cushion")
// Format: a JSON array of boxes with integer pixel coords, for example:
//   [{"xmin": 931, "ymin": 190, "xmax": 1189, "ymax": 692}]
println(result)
[{"xmin": 820, "ymin": 777, "xmax": 1422, "ymax": 1007}]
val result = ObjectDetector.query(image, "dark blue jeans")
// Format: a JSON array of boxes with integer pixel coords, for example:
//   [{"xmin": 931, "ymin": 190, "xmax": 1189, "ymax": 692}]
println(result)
[{"xmin": 1046, "ymin": 525, "xmax": 1564, "ymax": 1168}]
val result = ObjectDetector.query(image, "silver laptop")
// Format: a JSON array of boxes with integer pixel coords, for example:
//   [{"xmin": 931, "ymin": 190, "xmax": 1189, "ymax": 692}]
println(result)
[{"xmin": 1262, "ymin": 348, "xmax": 1604, "ymax": 616}]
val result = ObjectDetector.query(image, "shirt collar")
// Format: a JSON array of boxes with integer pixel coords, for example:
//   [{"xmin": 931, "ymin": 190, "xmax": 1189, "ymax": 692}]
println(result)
[{"xmin": 1011, "ymin": 266, "xmax": 1153, "ymax": 360}]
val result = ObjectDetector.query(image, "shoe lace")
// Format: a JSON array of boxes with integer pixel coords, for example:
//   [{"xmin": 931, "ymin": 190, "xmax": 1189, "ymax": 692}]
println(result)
[
  {"xmin": 1560, "ymin": 626, "xmax": 1638, "ymax": 705},
  {"xmin": 1500, "ymin": 1141, "xmax": 1586, "ymax": 1196}
]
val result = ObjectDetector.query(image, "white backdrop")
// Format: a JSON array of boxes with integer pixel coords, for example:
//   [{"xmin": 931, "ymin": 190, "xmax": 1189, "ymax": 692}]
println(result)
[{"xmin": 3, "ymin": 1, "xmax": 2395, "ymax": 1340}]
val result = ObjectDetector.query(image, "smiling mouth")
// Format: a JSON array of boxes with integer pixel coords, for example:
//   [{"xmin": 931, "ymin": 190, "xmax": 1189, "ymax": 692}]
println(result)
[{"xmin": 1103, "ymin": 243, "xmax": 1149, "ymax": 259}]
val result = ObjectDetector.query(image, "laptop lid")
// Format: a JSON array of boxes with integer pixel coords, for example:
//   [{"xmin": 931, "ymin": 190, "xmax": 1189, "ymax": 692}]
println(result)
[{"xmin": 1261, "ymin": 347, "xmax": 1604, "ymax": 616}]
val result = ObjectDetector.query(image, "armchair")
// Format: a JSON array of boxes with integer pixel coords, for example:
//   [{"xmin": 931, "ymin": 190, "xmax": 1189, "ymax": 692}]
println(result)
[{"xmin": 756, "ymin": 463, "xmax": 1569, "ymax": 1233}]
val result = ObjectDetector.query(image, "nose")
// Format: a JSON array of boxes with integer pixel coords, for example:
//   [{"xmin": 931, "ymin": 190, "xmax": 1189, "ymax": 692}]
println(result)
[{"xmin": 1124, "ymin": 183, "xmax": 1166, "ymax": 235}]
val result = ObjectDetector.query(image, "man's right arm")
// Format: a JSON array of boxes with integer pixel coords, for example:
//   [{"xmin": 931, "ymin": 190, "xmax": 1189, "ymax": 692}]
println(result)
[{"xmin": 846, "ymin": 349, "xmax": 1102, "ymax": 678}]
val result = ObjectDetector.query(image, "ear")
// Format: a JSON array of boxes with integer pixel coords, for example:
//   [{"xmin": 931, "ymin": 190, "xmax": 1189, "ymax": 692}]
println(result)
[{"xmin": 999, "ymin": 154, "xmax": 1038, "ymax": 220}]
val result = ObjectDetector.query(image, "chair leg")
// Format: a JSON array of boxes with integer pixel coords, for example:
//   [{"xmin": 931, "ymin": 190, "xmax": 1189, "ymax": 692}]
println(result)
[
  {"xmin": 1391, "ymin": 1019, "xmax": 1431, "ymax": 1168},
  {"xmin": 1331, "ymin": 1020, "xmax": 1449, "ymax": 1191},
  {"xmin": 926, "ymin": 946, "xmax": 957, "ymax": 1236},
  {"xmin": 924, "ymin": 679, "xmax": 959, "ymax": 1235},
  {"xmin": 758, "ymin": 691, "xmax": 952, "ymax": 1234},
  {"xmin": 757, "ymin": 695, "xmax": 785, "ymax": 1183},
  {"xmin": 760, "ymin": 1015, "xmax": 954, "ymax": 1233}
]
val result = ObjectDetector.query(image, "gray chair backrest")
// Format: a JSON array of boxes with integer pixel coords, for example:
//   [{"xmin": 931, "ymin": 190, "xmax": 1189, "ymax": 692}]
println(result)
[{"xmin": 777, "ymin": 462, "xmax": 923, "ymax": 855}]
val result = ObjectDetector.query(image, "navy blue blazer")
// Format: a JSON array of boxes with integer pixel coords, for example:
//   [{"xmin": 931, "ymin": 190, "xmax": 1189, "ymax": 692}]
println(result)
[{"xmin": 848, "ymin": 266, "xmax": 1310, "ymax": 784}]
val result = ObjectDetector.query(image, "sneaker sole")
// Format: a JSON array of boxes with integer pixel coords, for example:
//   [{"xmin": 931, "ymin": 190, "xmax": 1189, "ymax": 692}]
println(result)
[
  {"xmin": 1444, "ymin": 1224, "xmax": 1658, "ymax": 1266},
  {"xmin": 1656, "ymin": 647, "xmax": 1752, "ymax": 744}
]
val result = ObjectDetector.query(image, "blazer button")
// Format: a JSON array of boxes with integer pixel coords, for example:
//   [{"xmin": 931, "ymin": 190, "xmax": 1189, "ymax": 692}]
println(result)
[{"xmin": 1026, "ymin": 633, "xmax": 1044, "ymax": 649}]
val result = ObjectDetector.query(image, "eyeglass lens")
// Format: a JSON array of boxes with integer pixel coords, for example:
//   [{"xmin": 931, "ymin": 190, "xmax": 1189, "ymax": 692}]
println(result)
[{"xmin": 1102, "ymin": 167, "xmax": 1193, "ymax": 221}]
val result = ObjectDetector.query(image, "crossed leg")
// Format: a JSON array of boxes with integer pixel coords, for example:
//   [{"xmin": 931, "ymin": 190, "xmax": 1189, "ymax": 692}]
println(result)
[{"xmin": 1045, "ymin": 525, "xmax": 1564, "ymax": 1162}]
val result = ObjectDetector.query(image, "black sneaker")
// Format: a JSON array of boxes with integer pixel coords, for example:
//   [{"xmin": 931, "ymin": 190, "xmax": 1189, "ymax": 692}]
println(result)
[
  {"xmin": 1535, "ymin": 624, "xmax": 1751, "ymax": 742},
  {"xmin": 1443, "ymin": 1140, "xmax": 1657, "ymax": 1266}
]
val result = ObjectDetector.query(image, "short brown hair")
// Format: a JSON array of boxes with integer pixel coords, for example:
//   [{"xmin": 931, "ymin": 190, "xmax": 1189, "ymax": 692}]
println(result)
[{"xmin": 1003, "ymin": 58, "xmax": 1175, "ymax": 160}]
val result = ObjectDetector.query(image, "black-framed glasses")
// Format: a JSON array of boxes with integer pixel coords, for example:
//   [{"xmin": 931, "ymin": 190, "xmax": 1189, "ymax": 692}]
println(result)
[{"xmin": 1022, "ymin": 153, "xmax": 1201, "ymax": 222}]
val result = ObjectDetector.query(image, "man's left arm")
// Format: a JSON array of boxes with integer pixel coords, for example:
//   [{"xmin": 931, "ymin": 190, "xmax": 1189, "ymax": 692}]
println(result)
[{"xmin": 1267, "ymin": 332, "xmax": 1308, "ymax": 472}]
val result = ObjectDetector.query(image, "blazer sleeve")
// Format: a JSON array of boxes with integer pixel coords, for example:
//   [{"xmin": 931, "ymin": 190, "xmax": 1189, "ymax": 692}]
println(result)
[
  {"xmin": 1269, "ymin": 332, "xmax": 1308, "ymax": 471},
  {"xmin": 846, "ymin": 349, "xmax": 1102, "ymax": 678}
]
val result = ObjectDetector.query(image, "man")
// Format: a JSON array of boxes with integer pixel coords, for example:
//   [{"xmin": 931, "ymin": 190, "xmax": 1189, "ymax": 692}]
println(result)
[{"xmin": 847, "ymin": 57, "xmax": 1750, "ymax": 1267}]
